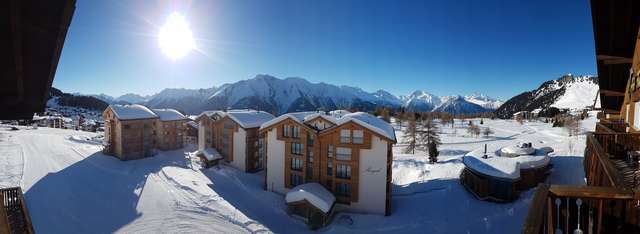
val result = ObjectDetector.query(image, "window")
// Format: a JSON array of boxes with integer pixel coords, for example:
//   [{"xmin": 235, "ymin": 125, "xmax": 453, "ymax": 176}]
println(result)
[
  {"xmin": 292, "ymin": 125, "xmax": 300, "ymax": 138},
  {"xmin": 336, "ymin": 164, "xmax": 351, "ymax": 179},
  {"xmin": 353, "ymin": 130, "xmax": 364, "ymax": 144},
  {"xmin": 336, "ymin": 183, "xmax": 351, "ymax": 197},
  {"xmin": 290, "ymin": 174, "xmax": 303, "ymax": 187},
  {"xmin": 291, "ymin": 158, "xmax": 303, "ymax": 171},
  {"xmin": 291, "ymin": 143, "xmax": 303, "ymax": 155},
  {"xmin": 124, "ymin": 124, "xmax": 130, "ymax": 129},
  {"xmin": 336, "ymin": 147, "xmax": 352, "ymax": 161},
  {"xmin": 283, "ymin": 124, "xmax": 290, "ymax": 137},
  {"xmin": 327, "ymin": 160, "xmax": 333, "ymax": 176},
  {"xmin": 327, "ymin": 145, "xmax": 333, "ymax": 158},
  {"xmin": 307, "ymin": 162, "xmax": 313, "ymax": 178},
  {"xmin": 340, "ymin": 129, "xmax": 351, "ymax": 143}
]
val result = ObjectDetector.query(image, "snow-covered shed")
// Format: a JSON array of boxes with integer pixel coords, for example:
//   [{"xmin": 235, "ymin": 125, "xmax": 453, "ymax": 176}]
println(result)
[{"xmin": 285, "ymin": 183, "xmax": 336, "ymax": 229}]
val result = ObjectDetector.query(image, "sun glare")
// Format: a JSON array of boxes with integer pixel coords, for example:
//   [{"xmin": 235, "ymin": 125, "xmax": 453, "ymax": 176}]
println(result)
[{"xmin": 158, "ymin": 12, "xmax": 195, "ymax": 60}]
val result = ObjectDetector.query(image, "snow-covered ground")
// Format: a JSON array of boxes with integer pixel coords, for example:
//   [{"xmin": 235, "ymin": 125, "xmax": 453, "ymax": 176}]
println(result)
[{"xmin": 0, "ymin": 113, "xmax": 596, "ymax": 233}]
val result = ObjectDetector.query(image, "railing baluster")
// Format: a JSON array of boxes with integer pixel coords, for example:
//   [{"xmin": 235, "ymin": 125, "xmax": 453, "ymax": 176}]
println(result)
[
  {"xmin": 588, "ymin": 206, "xmax": 593, "ymax": 234},
  {"xmin": 566, "ymin": 197, "xmax": 570, "ymax": 234},
  {"xmin": 556, "ymin": 198, "xmax": 563, "ymax": 234},
  {"xmin": 575, "ymin": 198, "xmax": 583, "ymax": 234}
]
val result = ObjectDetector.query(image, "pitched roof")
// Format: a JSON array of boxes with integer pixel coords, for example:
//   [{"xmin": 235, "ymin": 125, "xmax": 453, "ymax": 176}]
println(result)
[
  {"xmin": 285, "ymin": 183, "xmax": 336, "ymax": 213},
  {"xmin": 337, "ymin": 112, "xmax": 396, "ymax": 142},
  {"xmin": 224, "ymin": 110, "xmax": 275, "ymax": 129},
  {"xmin": 260, "ymin": 111, "xmax": 396, "ymax": 142},
  {"xmin": 152, "ymin": 109, "xmax": 188, "ymax": 121},
  {"xmin": 108, "ymin": 104, "xmax": 157, "ymax": 120},
  {"xmin": 259, "ymin": 111, "xmax": 320, "ymax": 130}
]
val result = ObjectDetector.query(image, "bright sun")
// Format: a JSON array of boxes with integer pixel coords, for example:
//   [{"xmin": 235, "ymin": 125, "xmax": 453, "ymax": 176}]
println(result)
[{"xmin": 158, "ymin": 12, "xmax": 195, "ymax": 60}]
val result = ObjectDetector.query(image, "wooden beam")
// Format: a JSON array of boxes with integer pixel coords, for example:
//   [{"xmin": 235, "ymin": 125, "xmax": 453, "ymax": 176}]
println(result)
[
  {"xmin": 597, "ymin": 55, "xmax": 634, "ymax": 64},
  {"xmin": 548, "ymin": 185, "xmax": 637, "ymax": 200},
  {"xmin": 600, "ymin": 89, "xmax": 626, "ymax": 97}
]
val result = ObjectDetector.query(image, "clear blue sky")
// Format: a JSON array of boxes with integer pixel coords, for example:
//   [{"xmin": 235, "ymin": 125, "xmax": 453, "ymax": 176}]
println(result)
[{"xmin": 53, "ymin": 0, "xmax": 596, "ymax": 100}]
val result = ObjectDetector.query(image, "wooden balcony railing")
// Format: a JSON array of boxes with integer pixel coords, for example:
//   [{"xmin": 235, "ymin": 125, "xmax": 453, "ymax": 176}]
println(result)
[
  {"xmin": 1, "ymin": 187, "xmax": 34, "ymax": 234},
  {"xmin": 596, "ymin": 119, "xmax": 627, "ymax": 133},
  {"xmin": 584, "ymin": 133, "xmax": 628, "ymax": 188},
  {"xmin": 522, "ymin": 184, "xmax": 640, "ymax": 234}
]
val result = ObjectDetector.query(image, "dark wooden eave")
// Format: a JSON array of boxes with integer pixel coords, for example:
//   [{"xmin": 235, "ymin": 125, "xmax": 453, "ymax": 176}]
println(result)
[
  {"xmin": 590, "ymin": 0, "xmax": 640, "ymax": 111},
  {"xmin": 0, "ymin": 0, "xmax": 76, "ymax": 120}
]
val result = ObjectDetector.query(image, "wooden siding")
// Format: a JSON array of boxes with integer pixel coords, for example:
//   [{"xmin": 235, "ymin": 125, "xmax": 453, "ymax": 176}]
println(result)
[
  {"xmin": 102, "ymin": 107, "xmax": 156, "ymax": 160},
  {"xmin": 155, "ymin": 119, "xmax": 187, "ymax": 150}
]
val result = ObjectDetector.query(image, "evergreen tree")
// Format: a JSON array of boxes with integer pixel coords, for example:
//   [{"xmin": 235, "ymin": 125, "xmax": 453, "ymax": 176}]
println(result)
[
  {"xmin": 402, "ymin": 114, "xmax": 418, "ymax": 154},
  {"xmin": 418, "ymin": 118, "xmax": 441, "ymax": 164}
]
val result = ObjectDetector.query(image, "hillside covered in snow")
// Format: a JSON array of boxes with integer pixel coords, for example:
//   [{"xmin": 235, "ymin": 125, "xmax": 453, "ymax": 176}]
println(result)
[{"xmin": 495, "ymin": 74, "xmax": 599, "ymax": 118}]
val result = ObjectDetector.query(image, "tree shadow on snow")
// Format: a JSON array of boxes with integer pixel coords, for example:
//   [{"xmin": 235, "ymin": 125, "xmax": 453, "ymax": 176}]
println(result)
[{"xmin": 24, "ymin": 151, "xmax": 189, "ymax": 234}]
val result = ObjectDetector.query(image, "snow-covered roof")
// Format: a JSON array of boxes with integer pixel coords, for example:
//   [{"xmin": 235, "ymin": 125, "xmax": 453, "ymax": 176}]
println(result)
[
  {"xmin": 329, "ymin": 109, "xmax": 351, "ymax": 118},
  {"xmin": 186, "ymin": 121, "xmax": 199, "ymax": 129},
  {"xmin": 302, "ymin": 113, "xmax": 338, "ymax": 124},
  {"xmin": 260, "ymin": 111, "xmax": 396, "ymax": 142},
  {"xmin": 337, "ymin": 112, "xmax": 396, "ymax": 142},
  {"xmin": 198, "ymin": 148, "xmax": 223, "ymax": 161},
  {"xmin": 259, "ymin": 111, "xmax": 319, "ymax": 130},
  {"xmin": 108, "ymin": 104, "xmax": 158, "ymax": 120},
  {"xmin": 224, "ymin": 110, "xmax": 275, "ymax": 129},
  {"xmin": 285, "ymin": 183, "xmax": 336, "ymax": 213},
  {"xmin": 462, "ymin": 145, "xmax": 552, "ymax": 180},
  {"xmin": 152, "ymin": 109, "xmax": 188, "ymax": 121}
]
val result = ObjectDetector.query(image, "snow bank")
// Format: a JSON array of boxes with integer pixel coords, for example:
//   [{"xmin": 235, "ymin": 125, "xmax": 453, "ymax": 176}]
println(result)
[{"xmin": 285, "ymin": 183, "xmax": 335, "ymax": 213}]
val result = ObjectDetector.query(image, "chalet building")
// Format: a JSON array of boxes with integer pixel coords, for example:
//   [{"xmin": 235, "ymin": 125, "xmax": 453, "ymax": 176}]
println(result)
[
  {"xmin": 196, "ymin": 110, "xmax": 275, "ymax": 172},
  {"xmin": 103, "ymin": 104, "xmax": 159, "ymax": 160},
  {"xmin": 260, "ymin": 110, "xmax": 396, "ymax": 216},
  {"xmin": 152, "ymin": 109, "xmax": 189, "ymax": 150}
]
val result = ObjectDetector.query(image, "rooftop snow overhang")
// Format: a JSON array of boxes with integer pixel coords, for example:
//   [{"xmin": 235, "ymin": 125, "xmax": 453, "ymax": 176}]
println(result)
[{"xmin": 0, "ymin": 0, "xmax": 76, "ymax": 119}]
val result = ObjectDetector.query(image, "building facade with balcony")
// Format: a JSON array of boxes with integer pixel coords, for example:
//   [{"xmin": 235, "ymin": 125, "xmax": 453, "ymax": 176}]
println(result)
[{"xmin": 260, "ymin": 111, "xmax": 396, "ymax": 216}]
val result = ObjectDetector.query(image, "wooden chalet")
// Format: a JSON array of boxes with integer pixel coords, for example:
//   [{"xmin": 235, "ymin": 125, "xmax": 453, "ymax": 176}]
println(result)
[
  {"xmin": 103, "ymin": 104, "xmax": 158, "ymax": 160},
  {"xmin": 1, "ymin": 0, "xmax": 76, "ymax": 233},
  {"xmin": 152, "ymin": 109, "xmax": 189, "ymax": 150},
  {"xmin": 522, "ymin": 0, "xmax": 640, "ymax": 233},
  {"xmin": 196, "ymin": 110, "xmax": 275, "ymax": 172}
]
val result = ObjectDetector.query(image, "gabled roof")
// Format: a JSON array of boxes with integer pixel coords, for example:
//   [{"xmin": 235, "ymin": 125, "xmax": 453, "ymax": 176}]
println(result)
[
  {"xmin": 224, "ymin": 110, "xmax": 275, "ymax": 129},
  {"xmin": 261, "ymin": 111, "xmax": 396, "ymax": 142},
  {"xmin": 259, "ymin": 111, "xmax": 320, "ymax": 130},
  {"xmin": 336, "ymin": 112, "xmax": 396, "ymax": 142},
  {"xmin": 152, "ymin": 109, "xmax": 188, "ymax": 121},
  {"xmin": 285, "ymin": 183, "xmax": 336, "ymax": 213},
  {"xmin": 108, "ymin": 104, "xmax": 157, "ymax": 120}
]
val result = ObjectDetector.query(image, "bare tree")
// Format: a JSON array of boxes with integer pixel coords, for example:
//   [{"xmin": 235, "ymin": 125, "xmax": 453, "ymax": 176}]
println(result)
[
  {"xmin": 482, "ymin": 127, "xmax": 494, "ymax": 138},
  {"xmin": 515, "ymin": 114, "xmax": 524, "ymax": 125},
  {"xmin": 467, "ymin": 123, "xmax": 481, "ymax": 138}
]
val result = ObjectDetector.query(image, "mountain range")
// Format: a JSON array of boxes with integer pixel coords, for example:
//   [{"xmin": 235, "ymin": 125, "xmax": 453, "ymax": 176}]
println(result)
[{"xmin": 61, "ymin": 75, "xmax": 502, "ymax": 115}]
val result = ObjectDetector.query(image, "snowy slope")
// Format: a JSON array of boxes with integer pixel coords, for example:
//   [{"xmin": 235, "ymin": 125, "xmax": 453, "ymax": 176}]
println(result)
[
  {"xmin": 496, "ymin": 74, "xmax": 598, "ymax": 118},
  {"xmin": 550, "ymin": 76, "xmax": 599, "ymax": 109}
]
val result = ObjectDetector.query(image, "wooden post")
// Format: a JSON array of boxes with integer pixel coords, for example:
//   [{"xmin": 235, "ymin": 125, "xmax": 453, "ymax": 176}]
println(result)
[{"xmin": 0, "ymin": 192, "xmax": 10, "ymax": 234}]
